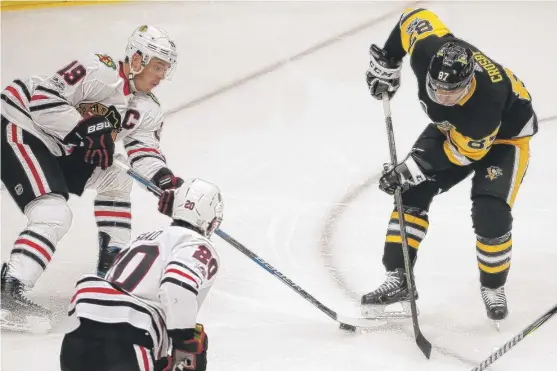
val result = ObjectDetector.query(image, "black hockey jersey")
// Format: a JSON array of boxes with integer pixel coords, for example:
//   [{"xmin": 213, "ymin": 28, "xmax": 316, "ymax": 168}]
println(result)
[{"xmin": 383, "ymin": 8, "xmax": 536, "ymax": 171}]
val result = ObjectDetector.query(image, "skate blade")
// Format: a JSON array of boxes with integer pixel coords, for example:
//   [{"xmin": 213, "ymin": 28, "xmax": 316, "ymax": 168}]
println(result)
[
  {"xmin": 361, "ymin": 301, "xmax": 416, "ymax": 319},
  {"xmin": 1, "ymin": 309, "xmax": 51, "ymax": 334}
]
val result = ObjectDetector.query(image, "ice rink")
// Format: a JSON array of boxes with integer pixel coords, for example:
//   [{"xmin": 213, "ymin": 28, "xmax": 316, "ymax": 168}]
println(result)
[{"xmin": 1, "ymin": 1, "xmax": 557, "ymax": 370}]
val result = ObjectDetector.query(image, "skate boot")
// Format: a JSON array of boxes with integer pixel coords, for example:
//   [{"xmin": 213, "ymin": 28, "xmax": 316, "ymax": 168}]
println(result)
[
  {"xmin": 481, "ymin": 285, "xmax": 508, "ymax": 329},
  {"xmin": 96, "ymin": 232, "xmax": 121, "ymax": 278},
  {"xmin": 1, "ymin": 263, "xmax": 52, "ymax": 332},
  {"xmin": 361, "ymin": 268, "xmax": 418, "ymax": 319}
]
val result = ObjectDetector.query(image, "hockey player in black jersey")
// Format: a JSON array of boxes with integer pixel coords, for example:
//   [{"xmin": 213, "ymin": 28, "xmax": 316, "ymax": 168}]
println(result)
[{"xmin": 360, "ymin": 8, "xmax": 537, "ymax": 324}]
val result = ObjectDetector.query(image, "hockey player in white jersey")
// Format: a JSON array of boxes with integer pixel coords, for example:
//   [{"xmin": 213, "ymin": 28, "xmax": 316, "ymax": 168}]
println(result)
[
  {"xmin": 60, "ymin": 179, "xmax": 224, "ymax": 371},
  {"xmin": 1, "ymin": 25, "xmax": 184, "ymax": 330}
]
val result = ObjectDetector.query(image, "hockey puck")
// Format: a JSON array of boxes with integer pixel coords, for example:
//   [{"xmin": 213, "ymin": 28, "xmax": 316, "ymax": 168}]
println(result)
[{"xmin": 339, "ymin": 323, "xmax": 357, "ymax": 332}]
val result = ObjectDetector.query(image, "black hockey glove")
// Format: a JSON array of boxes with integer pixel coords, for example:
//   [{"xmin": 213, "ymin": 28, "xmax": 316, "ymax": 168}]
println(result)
[
  {"xmin": 162, "ymin": 324, "xmax": 208, "ymax": 371},
  {"xmin": 152, "ymin": 168, "xmax": 185, "ymax": 191},
  {"xmin": 152, "ymin": 168, "xmax": 184, "ymax": 217},
  {"xmin": 158, "ymin": 189, "xmax": 175, "ymax": 217},
  {"xmin": 366, "ymin": 44, "xmax": 402, "ymax": 100},
  {"xmin": 64, "ymin": 115, "xmax": 116, "ymax": 170},
  {"xmin": 379, "ymin": 156, "xmax": 428, "ymax": 195}
]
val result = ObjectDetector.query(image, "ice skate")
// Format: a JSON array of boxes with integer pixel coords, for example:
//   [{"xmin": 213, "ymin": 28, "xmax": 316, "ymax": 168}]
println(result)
[
  {"xmin": 1, "ymin": 263, "xmax": 51, "ymax": 332},
  {"xmin": 361, "ymin": 268, "xmax": 418, "ymax": 319},
  {"xmin": 96, "ymin": 232, "xmax": 122, "ymax": 278},
  {"xmin": 481, "ymin": 285, "xmax": 508, "ymax": 330}
]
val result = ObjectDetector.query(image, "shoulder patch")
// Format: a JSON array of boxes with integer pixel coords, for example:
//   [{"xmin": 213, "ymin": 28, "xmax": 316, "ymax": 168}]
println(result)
[{"xmin": 95, "ymin": 53, "xmax": 117, "ymax": 70}]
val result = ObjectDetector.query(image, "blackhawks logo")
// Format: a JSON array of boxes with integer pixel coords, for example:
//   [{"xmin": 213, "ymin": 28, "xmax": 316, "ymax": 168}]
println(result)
[
  {"xmin": 486, "ymin": 166, "xmax": 503, "ymax": 181},
  {"xmin": 77, "ymin": 103, "xmax": 122, "ymax": 140},
  {"xmin": 95, "ymin": 54, "xmax": 117, "ymax": 70}
]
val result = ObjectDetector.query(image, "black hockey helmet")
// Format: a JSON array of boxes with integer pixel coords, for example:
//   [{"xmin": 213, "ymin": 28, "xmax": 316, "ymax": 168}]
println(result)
[{"xmin": 426, "ymin": 42, "xmax": 475, "ymax": 106}]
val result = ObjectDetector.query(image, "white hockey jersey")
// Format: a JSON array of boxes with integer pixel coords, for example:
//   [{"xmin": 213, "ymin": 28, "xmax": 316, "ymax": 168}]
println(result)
[
  {"xmin": 120, "ymin": 92, "xmax": 167, "ymax": 179},
  {"xmin": 2, "ymin": 53, "xmax": 133, "ymax": 156},
  {"xmin": 1, "ymin": 53, "xmax": 168, "ymax": 178},
  {"xmin": 68, "ymin": 225, "xmax": 220, "ymax": 359}
]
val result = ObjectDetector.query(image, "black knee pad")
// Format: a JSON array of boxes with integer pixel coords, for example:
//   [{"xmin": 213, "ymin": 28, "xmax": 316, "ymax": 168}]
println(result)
[{"xmin": 472, "ymin": 196, "xmax": 512, "ymax": 238}]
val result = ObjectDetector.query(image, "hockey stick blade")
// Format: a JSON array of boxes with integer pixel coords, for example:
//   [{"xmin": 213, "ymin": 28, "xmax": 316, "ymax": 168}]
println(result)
[
  {"xmin": 113, "ymin": 160, "xmax": 387, "ymax": 330},
  {"xmin": 416, "ymin": 331, "xmax": 432, "ymax": 359}
]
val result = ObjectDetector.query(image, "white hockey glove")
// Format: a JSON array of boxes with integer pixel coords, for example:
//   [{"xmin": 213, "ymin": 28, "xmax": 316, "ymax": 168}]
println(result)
[
  {"xmin": 379, "ymin": 155, "xmax": 427, "ymax": 195},
  {"xmin": 366, "ymin": 44, "xmax": 402, "ymax": 100}
]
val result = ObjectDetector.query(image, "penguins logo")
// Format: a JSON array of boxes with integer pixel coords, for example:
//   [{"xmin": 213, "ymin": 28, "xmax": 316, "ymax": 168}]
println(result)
[{"xmin": 486, "ymin": 166, "xmax": 503, "ymax": 181}]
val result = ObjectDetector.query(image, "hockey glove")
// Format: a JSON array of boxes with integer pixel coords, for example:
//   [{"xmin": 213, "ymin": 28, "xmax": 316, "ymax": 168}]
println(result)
[
  {"xmin": 379, "ymin": 156, "xmax": 427, "ymax": 195},
  {"xmin": 164, "ymin": 324, "xmax": 208, "ymax": 371},
  {"xmin": 158, "ymin": 189, "xmax": 175, "ymax": 217},
  {"xmin": 152, "ymin": 168, "xmax": 185, "ymax": 190},
  {"xmin": 366, "ymin": 44, "xmax": 402, "ymax": 100},
  {"xmin": 63, "ymin": 115, "xmax": 115, "ymax": 170}
]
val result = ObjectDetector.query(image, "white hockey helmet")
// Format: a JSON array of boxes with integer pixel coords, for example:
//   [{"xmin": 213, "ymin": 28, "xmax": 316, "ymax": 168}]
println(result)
[
  {"xmin": 172, "ymin": 179, "xmax": 224, "ymax": 238},
  {"xmin": 125, "ymin": 25, "xmax": 178, "ymax": 79}
]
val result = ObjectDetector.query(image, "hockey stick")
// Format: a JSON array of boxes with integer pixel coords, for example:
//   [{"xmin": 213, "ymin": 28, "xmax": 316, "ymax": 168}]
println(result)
[
  {"xmin": 113, "ymin": 159, "xmax": 385, "ymax": 330},
  {"xmin": 470, "ymin": 302, "xmax": 557, "ymax": 371},
  {"xmin": 380, "ymin": 92, "xmax": 432, "ymax": 359}
]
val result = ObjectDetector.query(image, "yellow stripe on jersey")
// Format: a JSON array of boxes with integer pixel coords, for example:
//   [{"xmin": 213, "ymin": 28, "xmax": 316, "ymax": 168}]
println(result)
[
  {"xmin": 504, "ymin": 67, "xmax": 531, "ymax": 101},
  {"xmin": 441, "ymin": 124, "xmax": 500, "ymax": 166},
  {"xmin": 399, "ymin": 8, "xmax": 451, "ymax": 55},
  {"xmin": 505, "ymin": 138, "xmax": 530, "ymax": 207}
]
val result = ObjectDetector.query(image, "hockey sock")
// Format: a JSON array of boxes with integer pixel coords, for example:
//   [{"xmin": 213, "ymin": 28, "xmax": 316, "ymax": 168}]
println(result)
[
  {"xmin": 476, "ymin": 233, "xmax": 512, "ymax": 288},
  {"xmin": 382, "ymin": 207, "xmax": 429, "ymax": 271}
]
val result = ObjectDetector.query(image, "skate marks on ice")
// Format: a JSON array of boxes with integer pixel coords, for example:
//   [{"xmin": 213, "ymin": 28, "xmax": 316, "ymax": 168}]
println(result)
[
  {"xmin": 318, "ymin": 114, "xmax": 557, "ymax": 367},
  {"xmin": 1, "ymin": 293, "xmax": 75, "ymax": 335}
]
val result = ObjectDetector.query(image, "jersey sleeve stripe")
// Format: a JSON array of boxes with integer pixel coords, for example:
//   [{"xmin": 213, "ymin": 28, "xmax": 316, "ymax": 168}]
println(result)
[
  {"xmin": 160, "ymin": 277, "xmax": 199, "ymax": 295},
  {"xmin": 124, "ymin": 140, "xmax": 142, "ymax": 148},
  {"xmin": 5, "ymin": 86, "xmax": 26, "ymax": 107},
  {"xmin": 31, "ymin": 95, "xmax": 49, "ymax": 101},
  {"xmin": 13, "ymin": 80, "xmax": 31, "ymax": 101},
  {"xmin": 29, "ymin": 101, "xmax": 70, "ymax": 112},
  {"xmin": 35, "ymin": 86, "xmax": 67, "ymax": 101},
  {"xmin": 1, "ymin": 94, "xmax": 32, "ymax": 119},
  {"xmin": 130, "ymin": 154, "xmax": 167, "ymax": 166},
  {"xmin": 127, "ymin": 147, "xmax": 162, "ymax": 156},
  {"xmin": 167, "ymin": 261, "xmax": 202, "ymax": 281},
  {"xmin": 399, "ymin": 8, "xmax": 427, "ymax": 26},
  {"xmin": 163, "ymin": 268, "xmax": 200, "ymax": 288}
]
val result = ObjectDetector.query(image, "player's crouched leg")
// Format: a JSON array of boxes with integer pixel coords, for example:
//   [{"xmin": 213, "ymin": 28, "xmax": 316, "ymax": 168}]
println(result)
[
  {"xmin": 60, "ymin": 318, "xmax": 156, "ymax": 371},
  {"xmin": 472, "ymin": 196, "xmax": 513, "ymax": 289},
  {"xmin": 7, "ymin": 193, "xmax": 72, "ymax": 285}
]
